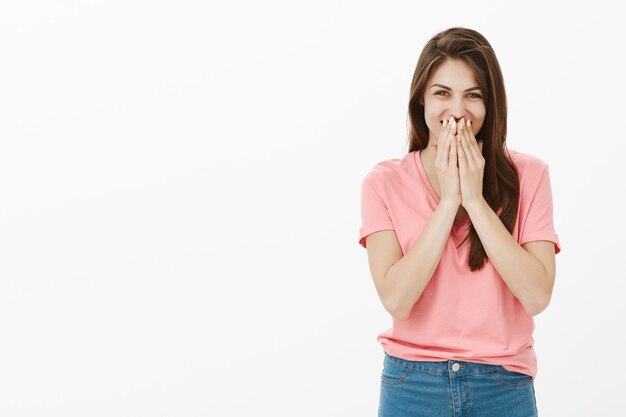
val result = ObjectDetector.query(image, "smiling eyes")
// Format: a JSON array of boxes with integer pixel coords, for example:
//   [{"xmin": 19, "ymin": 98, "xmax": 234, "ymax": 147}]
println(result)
[{"xmin": 435, "ymin": 91, "xmax": 483, "ymax": 99}]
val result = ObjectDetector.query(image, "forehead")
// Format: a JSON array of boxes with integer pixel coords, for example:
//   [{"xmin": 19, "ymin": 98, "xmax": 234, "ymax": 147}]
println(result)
[{"xmin": 428, "ymin": 59, "xmax": 479, "ymax": 88}]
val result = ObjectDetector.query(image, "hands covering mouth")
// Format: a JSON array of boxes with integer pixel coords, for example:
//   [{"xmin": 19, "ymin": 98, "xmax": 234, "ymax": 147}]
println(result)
[
  {"xmin": 441, "ymin": 117, "xmax": 472, "ymax": 135},
  {"xmin": 441, "ymin": 118, "xmax": 470, "ymax": 125}
]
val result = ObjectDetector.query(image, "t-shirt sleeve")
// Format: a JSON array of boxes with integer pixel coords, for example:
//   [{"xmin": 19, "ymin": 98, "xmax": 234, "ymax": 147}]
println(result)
[
  {"xmin": 358, "ymin": 176, "xmax": 395, "ymax": 249},
  {"xmin": 520, "ymin": 165, "xmax": 561, "ymax": 254}
]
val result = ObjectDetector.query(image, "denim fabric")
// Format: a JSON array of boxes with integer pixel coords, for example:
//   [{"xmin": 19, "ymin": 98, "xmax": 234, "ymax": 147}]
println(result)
[{"xmin": 379, "ymin": 353, "xmax": 538, "ymax": 417}]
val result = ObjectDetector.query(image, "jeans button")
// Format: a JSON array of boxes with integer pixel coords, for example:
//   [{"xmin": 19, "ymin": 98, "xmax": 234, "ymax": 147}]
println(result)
[{"xmin": 452, "ymin": 363, "xmax": 460, "ymax": 371}]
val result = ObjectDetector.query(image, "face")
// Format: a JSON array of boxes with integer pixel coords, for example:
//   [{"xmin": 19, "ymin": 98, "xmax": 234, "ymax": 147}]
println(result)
[{"xmin": 422, "ymin": 58, "xmax": 486, "ymax": 146}]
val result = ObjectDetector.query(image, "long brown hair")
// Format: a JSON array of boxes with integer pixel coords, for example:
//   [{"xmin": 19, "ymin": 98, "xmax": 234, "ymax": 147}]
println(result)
[{"xmin": 407, "ymin": 27, "xmax": 520, "ymax": 271}]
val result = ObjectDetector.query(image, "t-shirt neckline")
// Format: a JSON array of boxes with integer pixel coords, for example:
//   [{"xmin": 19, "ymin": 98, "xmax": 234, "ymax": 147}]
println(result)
[{"xmin": 413, "ymin": 149, "xmax": 470, "ymax": 225}]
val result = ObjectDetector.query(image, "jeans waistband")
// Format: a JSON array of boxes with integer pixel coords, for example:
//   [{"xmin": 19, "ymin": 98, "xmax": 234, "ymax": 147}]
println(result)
[{"xmin": 385, "ymin": 352, "xmax": 504, "ymax": 378}]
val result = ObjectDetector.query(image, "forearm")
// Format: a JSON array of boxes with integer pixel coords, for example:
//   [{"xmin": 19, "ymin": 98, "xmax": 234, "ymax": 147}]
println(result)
[
  {"xmin": 464, "ymin": 197, "xmax": 550, "ymax": 316},
  {"xmin": 386, "ymin": 199, "xmax": 459, "ymax": 320}
]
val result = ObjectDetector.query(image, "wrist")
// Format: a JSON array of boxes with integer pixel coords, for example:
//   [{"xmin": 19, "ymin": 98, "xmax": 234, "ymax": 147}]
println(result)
[
  {"xmin": 463, "ymin": 196, "xmax": 487, "ymax": 214},
  {"xmin": 439, "ymin": 198, "xmax": 461, "ymax": 211}
]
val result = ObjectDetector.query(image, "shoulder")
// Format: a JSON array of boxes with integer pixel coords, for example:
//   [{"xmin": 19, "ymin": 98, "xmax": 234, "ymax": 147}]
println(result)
[
  {"xmin": 362, "ymin": 152, "xmax": 417, "ymax": 188},
  {"xmin": 505, "ymin": 148, "xmax": 555, "ymax": 203},
  {"xmin": 506, "ymin": 147, "xmax": 549, "ymax": 180}
]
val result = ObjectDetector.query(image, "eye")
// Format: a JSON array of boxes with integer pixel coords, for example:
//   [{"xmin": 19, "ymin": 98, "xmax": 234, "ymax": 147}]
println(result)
[{"xmin": 434, "ymin": 91, "xmax": 483, "ymax": 99}]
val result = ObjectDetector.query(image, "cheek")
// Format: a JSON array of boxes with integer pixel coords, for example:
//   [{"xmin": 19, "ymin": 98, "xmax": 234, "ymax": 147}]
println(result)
[{"xmin": 475, "ymin": 109, "xmax": 487, "ymax": 121}]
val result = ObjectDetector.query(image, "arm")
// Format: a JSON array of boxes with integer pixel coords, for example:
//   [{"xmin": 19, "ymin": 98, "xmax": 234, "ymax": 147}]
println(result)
[
  {"xmin": 367, "ymin": 199, "xmax": 459, "ymax": 320},
  {"xmin": 464, "ymin": 197, "xmax": 553, "ymax": 316}
]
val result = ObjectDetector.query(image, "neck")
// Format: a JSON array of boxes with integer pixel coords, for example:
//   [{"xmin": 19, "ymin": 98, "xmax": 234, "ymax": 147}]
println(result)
[{"xmin": 421, "ymin": 145, "xmax": 437, "ymax": 164}]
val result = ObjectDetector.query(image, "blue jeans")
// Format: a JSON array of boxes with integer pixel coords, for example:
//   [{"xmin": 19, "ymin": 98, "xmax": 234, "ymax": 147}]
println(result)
[{"xmin": 379, "ymin": 353, "xmax": 538, "ymax": 417}]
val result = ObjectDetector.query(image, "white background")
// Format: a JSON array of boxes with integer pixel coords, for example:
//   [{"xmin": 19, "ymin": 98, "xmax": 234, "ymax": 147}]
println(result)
[{"xmin": 0, "ymin": 0, "xmax": 624, "ymax": 416}]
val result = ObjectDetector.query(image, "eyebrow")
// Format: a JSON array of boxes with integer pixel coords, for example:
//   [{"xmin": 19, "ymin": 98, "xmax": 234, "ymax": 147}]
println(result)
[{"xmin": 430, "ymin": 83, "xmax": 481, "ymax": 92}]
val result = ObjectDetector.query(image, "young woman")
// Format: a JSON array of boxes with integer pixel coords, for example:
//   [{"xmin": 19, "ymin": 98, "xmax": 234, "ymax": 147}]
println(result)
[{"xmin": 358, "ymin": 27, "xmax": 561, "ymax": 416}]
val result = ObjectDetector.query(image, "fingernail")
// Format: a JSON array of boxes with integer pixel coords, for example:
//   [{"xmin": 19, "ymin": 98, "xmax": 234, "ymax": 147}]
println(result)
[{"xmin": 443, "ymin": 119, "xmax": 447, "ymax": 127}]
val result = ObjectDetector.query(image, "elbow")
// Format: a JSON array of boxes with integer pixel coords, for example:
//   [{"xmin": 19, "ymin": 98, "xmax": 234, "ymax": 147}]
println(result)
[
  {"xmin": 391, "ymin": 309, "xmax": 410, "ymax": 321},
  {"xmin": 524, "ymin": 304, "xmax": 542, "ymax": 317},
  {"xmin": 388, "ymin": 299, "xmax": 414, "ymax": 321},
  {"xmin": 380, "ymin": 270, "xmax": 422, "ymax": 321},
  {"xmin": 525, "ymin": 293, "xmax": 551, "ymax": 317},
  {"xmin": 383, "ymin": 299, "xmax": 407, "ymax": 320},
  {"xmin": 527, "ymin": 267, "xmax": 556, "ymax": 316}
]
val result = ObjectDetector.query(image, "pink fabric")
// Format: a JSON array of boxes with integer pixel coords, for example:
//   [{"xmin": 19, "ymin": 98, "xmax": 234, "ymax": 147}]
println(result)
[{"xmin": 358, "ymin": 148, "xmax": 561, "ymax": 380}]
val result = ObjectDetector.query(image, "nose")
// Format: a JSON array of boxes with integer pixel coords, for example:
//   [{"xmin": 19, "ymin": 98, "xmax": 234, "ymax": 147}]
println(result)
[{"xmin": 450, "ymin": 97, "xmax": 467, "ymax": 122}]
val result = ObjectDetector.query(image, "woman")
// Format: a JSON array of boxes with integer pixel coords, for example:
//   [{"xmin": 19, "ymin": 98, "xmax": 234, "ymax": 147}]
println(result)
[{"xmin": 358, "ymin": 27, "xmax": 561, "ymax": 416}]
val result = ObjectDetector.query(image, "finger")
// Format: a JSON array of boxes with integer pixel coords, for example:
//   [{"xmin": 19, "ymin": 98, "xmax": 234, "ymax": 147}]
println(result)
[
  {"xmin": 448, "ymin": 119, "xmax": 458, "ymax": 167},
  {"xmin": 434, "ymin": 140, "xmax": 442, "ymax": 170},
  {"xmin": 440, "ymin": 118, "xmax": 454, "ymax": 166},
  {"xmin": 465, "ymin": 119, "xmax": 476, "ymax": 141},
  {"xmin": 432, "ymin": 120, "xmax": 446, "ymax": 165},
  {"xmin": 467, "ymin": 119, "xmax": 484, "ymax": 155},
  {"xmin": 464, "ymin": 119, "xmax": 481, "ymax": 154},
  {"xmin": 439, "ymin": 117, "xmax": 450, "ymax": 141},
  {"xmin": 440, "ymin": 118, "xmax": 448, "ymax": 143},
  {"xmin": 458, "ymin": 122, "xmax": 474, "ymax": 170},
  {"xmin": 461, "ymin": 119, "xmax": 480, "ymax": 163},
  {"xmin": 445, "ymin": 128, "xmax": 454, "ymax": 167},
  {"xmin": 457, "ymin": 133, "xmax": 468, "ymax": 173},
  {"xmin": 448, "ymin": 131, "xmax": 457, "ymax": 167}
]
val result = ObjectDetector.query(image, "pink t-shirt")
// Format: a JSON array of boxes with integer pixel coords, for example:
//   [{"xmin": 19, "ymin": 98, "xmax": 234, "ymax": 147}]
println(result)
[{"xmin": 358, "ymin": 147, "xmax": 561, "ymax": 380}]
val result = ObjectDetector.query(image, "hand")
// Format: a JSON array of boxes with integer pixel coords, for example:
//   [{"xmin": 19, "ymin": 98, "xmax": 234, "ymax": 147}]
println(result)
[
  {"xmin": 456, "ymin": 117, "xmax": 485, "ymax": 208},
  {"xmin": 434, "ymin": 116, "xmax": 462, "ymax": 207}
]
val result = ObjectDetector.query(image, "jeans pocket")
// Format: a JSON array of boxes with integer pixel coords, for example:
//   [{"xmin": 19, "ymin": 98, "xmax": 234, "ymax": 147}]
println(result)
[
  {"xmin": 490, "ymin": 366, "xmax": 533, "ymax": 388},
  {"xmin": 381, "ymin": 354, "xmax": 411, "ymax": 387}
]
